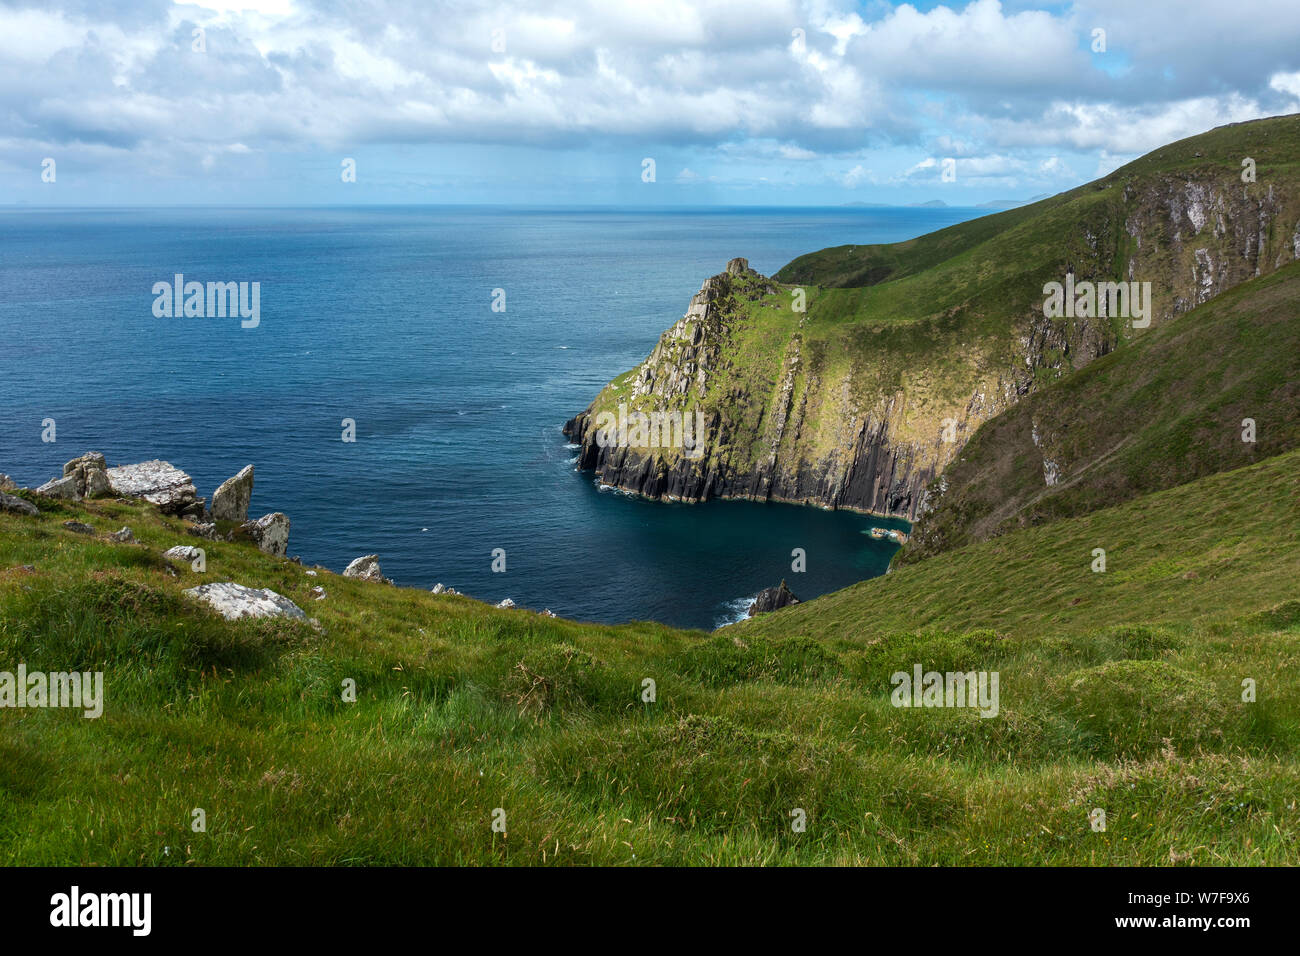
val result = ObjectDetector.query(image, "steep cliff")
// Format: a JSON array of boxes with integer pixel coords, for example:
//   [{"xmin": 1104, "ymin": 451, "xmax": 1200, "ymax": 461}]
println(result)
[{"xmin": 567, "ymin": 114, "xmax": 1300, "ymax": 521}]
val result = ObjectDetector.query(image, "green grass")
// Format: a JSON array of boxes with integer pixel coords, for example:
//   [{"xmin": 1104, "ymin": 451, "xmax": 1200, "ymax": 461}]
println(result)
[{"xmin": 2, "ymin": 445, "xmax": 1298, "ymax": 865}]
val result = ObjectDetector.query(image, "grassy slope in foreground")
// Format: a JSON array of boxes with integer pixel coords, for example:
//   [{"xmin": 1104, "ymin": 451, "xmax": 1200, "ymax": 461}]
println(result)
[
  {"xmin": 2, "ymin": 448, "xmax": 1298, "ymax": 865},
  {"xmin": 901, "ymin": 258, "xmax": 1300, "ymax": 563}
]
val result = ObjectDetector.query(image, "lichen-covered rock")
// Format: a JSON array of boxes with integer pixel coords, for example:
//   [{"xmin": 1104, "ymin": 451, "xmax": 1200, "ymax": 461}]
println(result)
[
  {"xmin": 35, "ymin": 475, "xmax": 81, "ymax": 499},
  {"xmin": 108, "ymin": 527, "xmax": 136, "ymax": 543},
  {"xmin": 187, "ymin": 522, "xmax": 220, "ymax": 540},
  {"xmin": 344, "ymin": 554, "xmax": 384, "ymax": 581},
  {"xmin": 163, "ymin": 545, "xmax": 204, "ymax": 563},
  {"xmin": 62, "ymin": 520, "xmax": 95, "ymax": 535},
  {"xmin": 106, "ymin": 460, "xmax": 198, "ymax": 514},
  {"xmin": 496, "ymin": 598, "xmax": 516, "ymax": 609},
  {"xmin": 183, "ymin": 582, "xmax": 305, "ymax": 621},
  {"xmin": 82, "ymin": 465, "xmax": 111, "ymax": 497},
  {"xmin": 62, "ymin": 452, "xmax": 106, "ymax": 477},
  {"xmin": 240, "ymin": 512, "xmax": 289, "ymax": 557},
  {"xmin": 211, "ymin": 464, "xmax": 254, "ymax": 522},
  {"xmin": 0, "ymin": 492, "xmax": 39, "ymax": 516}
]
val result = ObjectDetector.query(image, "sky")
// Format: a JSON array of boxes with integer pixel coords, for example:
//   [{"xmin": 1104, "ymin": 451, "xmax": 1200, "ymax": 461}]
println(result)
[{"xmin": 4, "ymin": 0, "xmax": 1300, "ymax": 206}]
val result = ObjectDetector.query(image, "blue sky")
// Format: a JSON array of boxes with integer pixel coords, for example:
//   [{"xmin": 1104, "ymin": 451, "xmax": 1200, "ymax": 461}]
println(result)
[{"xmin": 4, "ymin": 0, "xmax": 1300, "ymax": 206}]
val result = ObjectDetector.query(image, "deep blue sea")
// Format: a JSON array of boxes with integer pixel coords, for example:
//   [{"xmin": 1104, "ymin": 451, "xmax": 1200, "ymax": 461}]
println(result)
[{"xmin": 0, "ymin": 205, "xmax": 981, "ymax": 629}]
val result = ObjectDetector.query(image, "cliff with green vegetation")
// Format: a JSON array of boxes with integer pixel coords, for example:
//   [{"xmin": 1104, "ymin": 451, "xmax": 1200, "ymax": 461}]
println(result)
[
  {"xmin": 566, "ymin": 114, "xmax": 1300, "ymax": 520},
  {"xmin": 900, "ymin": 259, "xmax": 1300, "ymax": 562}
]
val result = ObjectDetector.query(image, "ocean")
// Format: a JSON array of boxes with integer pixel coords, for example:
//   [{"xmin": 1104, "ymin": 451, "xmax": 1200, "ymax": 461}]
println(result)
[{"xmin": 0, "ymin": 205, "xmax": 981, "ymax": 629}]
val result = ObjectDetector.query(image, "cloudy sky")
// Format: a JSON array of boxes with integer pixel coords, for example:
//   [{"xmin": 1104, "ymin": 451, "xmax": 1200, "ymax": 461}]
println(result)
[{"xmin": 5, "ymin": 0, "xmax": 1300, "ymax": 205}]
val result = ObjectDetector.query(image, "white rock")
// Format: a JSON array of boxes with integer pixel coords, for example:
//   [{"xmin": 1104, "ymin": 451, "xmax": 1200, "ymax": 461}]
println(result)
[
  {"xmin": 240, "ymin": 512, "xmax": 290, "ymax": 557},
  {"xmin": 163, "ymin": 545, "xmax": 204, "ymax": 563},
  {"xmin": 211, "ymin": 464, "xmax": 254, "ymax": 522},
  {"xmin": 106, "ymin": 460, "xmax": 198, "ymax": 514},
  {"xmin": 496, "ymin": 598, "xmax": 516, "ymax": 609},
  {"xmin": 344, "ymin": 554, "xmax": 384, "ymax": 581},
  {"xmin": 183, "ymin": 582, "xmax": 305, "ymax": 621}
]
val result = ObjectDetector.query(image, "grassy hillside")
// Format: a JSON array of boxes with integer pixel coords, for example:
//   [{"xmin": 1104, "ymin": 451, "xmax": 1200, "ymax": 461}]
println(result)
[
  {"xmin": 902, "ymin": 259, "xmax": 1300, "ymax": 562},
  {"xmin": 2, "ymin": 447, "xmax": 1298, "ymax": 865}
]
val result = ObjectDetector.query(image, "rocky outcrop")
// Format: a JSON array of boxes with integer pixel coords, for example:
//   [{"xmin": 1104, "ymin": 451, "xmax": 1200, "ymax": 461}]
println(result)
[
  {"xmin": 240, "ymin": 512, "xmax": 289, "ymax": 557},
  {"xmin": 747, "ymin": 580, "xmax": 800, "ymax": 617},
  {"xmin": 35, "ymin": 452, "xmax": 112, "ymax": 501},
  {"xmin": 62, "ymin": 520, "xmax": 95, "ymax": 535},
  {"xmin": 106, "ymin": 460, "xmax": 200, "ymax": 515},
  {"xmin": 0, "ymin": 475, "xmax": 16, "ymax": 493},
  {"xmin": 183, "ymin": 582, "xmax": 305, "ymax": 621},
  {"xmin": 108, "ymin": 527, "xmax": 135, "ymax": 543},
  {"xmin": 212, "ymin": 465, "xmax": 254, "ymax": 522}
]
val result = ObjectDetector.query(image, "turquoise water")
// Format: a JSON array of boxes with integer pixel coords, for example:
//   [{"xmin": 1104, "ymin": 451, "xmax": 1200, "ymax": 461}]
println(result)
[{"xmin": 0, "ymin": 205, "xmax": 974, "ymax": 628}]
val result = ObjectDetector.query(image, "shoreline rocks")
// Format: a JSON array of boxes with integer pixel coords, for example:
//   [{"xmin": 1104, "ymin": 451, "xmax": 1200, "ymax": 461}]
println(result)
[{"xmin": 747, "ymin": 579, "xmax": 800, "ymax": 617}]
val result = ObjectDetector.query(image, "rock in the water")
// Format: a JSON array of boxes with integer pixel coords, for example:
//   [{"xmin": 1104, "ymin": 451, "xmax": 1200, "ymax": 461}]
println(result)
[
  {"xmin": 0, "ymin": 474, "xmax": 18, "ymax": 492},
  {"xmin": 211, "ymin": 464, "xmax": 254, "ymax": 522},
  {"xmin": 35, "ymin": 475, "xmax": 81, "ymax": 499},
  {"xmin": 496, "ymin": 598, "xmax": 516, "ymax": 609},
  {"xmin": 62, "ymin": 520, "xmax": 95, "ymax": 535},
  {"xmin": 108, "ymin": 527, "xmax": 136, "ymax": 543},
  {"xmin": 240, "ymin": 512, "xmax": 290, "ymax": 557},
  {"xmin": 183, "ymin": 582, "xmax": 305, "ymax": 621},
  {"xmin": 344, "ymin": 554, "xmax": 384, "ymax": 581},
  {"xmin": 106, "ymin": 460, "xmax": 198, "ymax": 514},
  {"xmin": 0, "ymin": 492, "xmax": 39, "ymax": 516},
  {"xmin": 163, "ymin": 545, "xmax": 204, "ymax": 563},
  {"xmin": 747, "ymin": 579, "xmax": 801, "ymax": 617}
]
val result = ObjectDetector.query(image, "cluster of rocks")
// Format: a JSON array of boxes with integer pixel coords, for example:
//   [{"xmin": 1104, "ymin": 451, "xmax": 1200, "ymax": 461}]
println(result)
[{"xmin": 5, "ymin": 451, "xmax": 555, "ymax": 623}]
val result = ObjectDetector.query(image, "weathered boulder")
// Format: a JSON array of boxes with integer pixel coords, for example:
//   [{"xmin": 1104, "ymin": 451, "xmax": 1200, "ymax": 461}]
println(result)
[
  {"xmin": 35, "ymin": 475, "xmax": 81, "ymax": 499},
  {"xmin": 747, "ymin": 579, "xmax": 801, "ymax": 617},
  {"xmin": 183, "ymin": 582, "xmax": 305, "ymax": 621},
  {"xmin": 240, "ymin": 512, "xmax": 289, "ymax": 557},
  {"xmin": 496, "ymin": 598, "xmax": 516, "ymax": 609},
  {"xmin": 344, "ymin": 554, "xmax": 385, "ymax": 582},
  {"xmin": 0, "ymin": 474, "xmax": 17, "ymax": 492},
  {"xmin": 163, "ymin": 545, "xmax": 204, "ymax": 563},
  {"xmin": 0, "ymin": 492, "xmax": 39, "ymax": 517},
  {"xmin": 309, "ymin": 586, "xmax": 327, "ymax": 601},
  {"xmin": 211, "ymin": 465, "xmax": 254, "ymax": 522},
  {"xmin": 62, "ymin": 520, "xmax": 95, "ymax": 535},
  {"xmin": 45, "ymin": 452, "xmax": 113, "ymax": 500},
  {"xmin": 106, "ymin": 460, "xmax": 198, "ymax": 514},
  {"xmin": 187, "ymin": 522, "xmax": 220, "ymax": 540},
  {"xmin": 63, "ymin": 452, "xmax": 106, "ymax": 476},
  {"xmin": 108, "ymin": 527, "xmax": 136, "ymax": 543}
]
